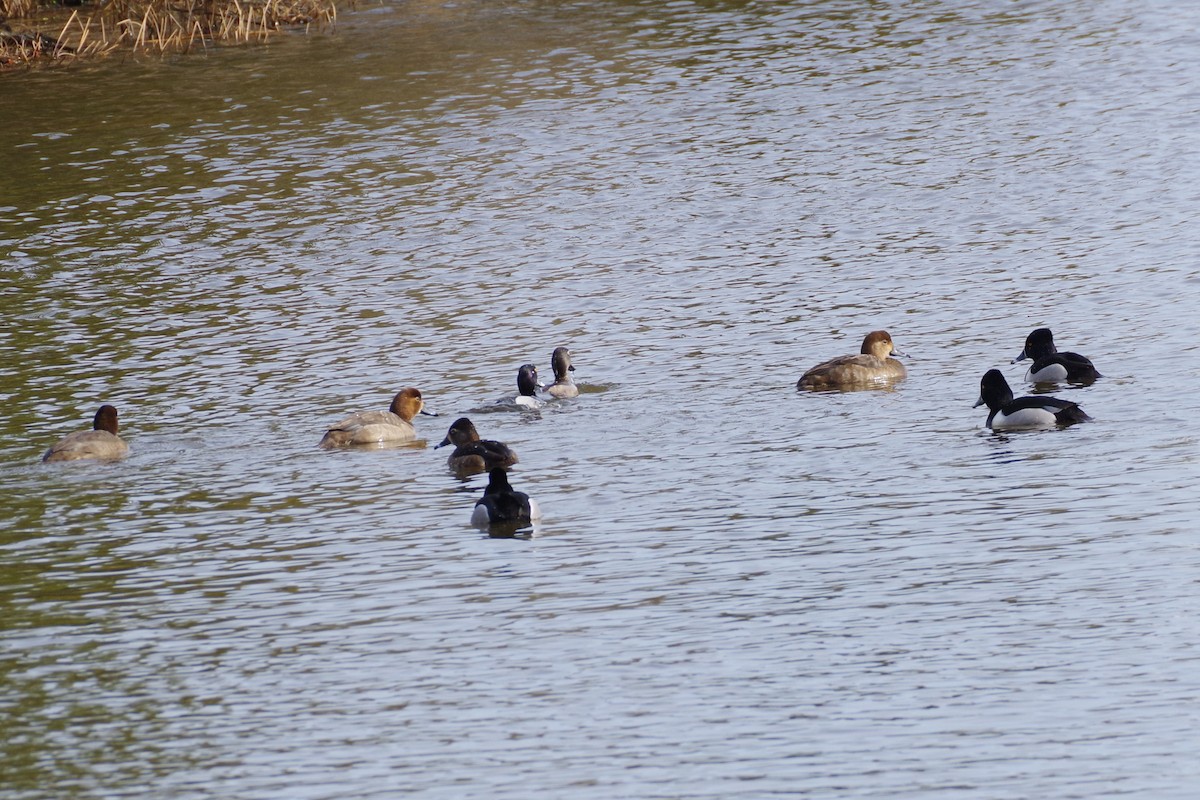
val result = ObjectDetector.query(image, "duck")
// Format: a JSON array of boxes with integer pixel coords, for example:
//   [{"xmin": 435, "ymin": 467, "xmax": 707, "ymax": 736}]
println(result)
[
  {"xmin": 434, "ymin": 417, "xmax": 518, "ymax": 475},
  {"xmin": 319, "ymin": 387, "xmax": 435, "ymax": 448},
  {"xmin": 43, "ymin": 404, "xmax": 129, "ymax": 463},
  {"xmin": 544, "ymin": 346, "xmax": 579, "ymax": 399},
  {"xmin": 497, "ymin": 364, "xmax": 544, "ymax": 409},
  {"xmin": 974, "ymin": 369, "xmax": 1091, "ymax": 430},
  {"xmin": 796, "ymin": 330, "xmax": 907, "ymax": 390},
  {"xmin": 471, "ymin": 467, "xmax": 542, "ymax": 533},
  {"xmin": 1012, "ymin": 327, "xmax": 1101, "ymax": 383}
]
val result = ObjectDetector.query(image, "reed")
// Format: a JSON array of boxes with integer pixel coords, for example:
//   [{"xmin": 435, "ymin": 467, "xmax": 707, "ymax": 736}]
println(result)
[
  {"xmin": 0, "ymin": 0, "xmax": 337, "ymax": 68},
  {"xmin": 0, "ymin": 0, "xmax": 38, "ymax": 17}
]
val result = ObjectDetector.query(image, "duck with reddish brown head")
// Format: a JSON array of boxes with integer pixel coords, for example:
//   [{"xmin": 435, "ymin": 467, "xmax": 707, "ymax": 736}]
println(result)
[
  {"xmin": 319, "ymin": 388, "xmax": 436, "ymax": 448},
  {"xmin": 797, "ymin": 330, "xmax": 907, "ymax": 391},
  {"xmin": 43, "ymin": 404, "xmax": 129, "ymax": 463}
]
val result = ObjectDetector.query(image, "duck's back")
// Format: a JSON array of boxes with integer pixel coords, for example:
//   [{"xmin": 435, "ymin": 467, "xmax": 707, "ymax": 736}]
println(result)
[
  {"xmin": 450, "ymin": 440, "xmax": 518, "ymax": 473},
  {"xmin": 43, "ymin": 430, "xmax": 129, "ymax": 462},
  {"xmin": 471, "ymin": 468, "xmax": 541, "ymax": 531},
  {"xmin": 474, "ymin": 489, "xmax": 536, "ymax": 527},
  {"xmin": 320, "ymin": 410, "xmax": 414, "ymax": 447}
]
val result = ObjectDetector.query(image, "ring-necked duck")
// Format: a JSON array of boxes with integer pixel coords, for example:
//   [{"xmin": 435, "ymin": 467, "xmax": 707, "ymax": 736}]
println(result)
[
  {"xmin": 319, "ymin": 387, "xmax": 435, "ymax": 448},
  {"xmin": 498, "ymin": 364, "xmax": 544, "ymax": 409},
  {"xmin": 43, "ymin": 404, "xmax": 129, "ymax": 462},
  {"xmin": 435, "ymin": 417, "xmax": 518, "ymax": 475},
  {"xmin": 974, "ymin": 369, "xmax": 1091, "ymax": 429},
  {"xmin": 544, "ymin": 346, "xmax": 579, "ymax": 399},
  {"xmin": 1012, "ymin": 327, "xmax": 1101, "ymax": 383},
  {"xmin": 797, "ymin": 330, "xmax": 908, "ymax": 390},
  {"xmin": 471, "ymin": 467, "xmax": 542, "ymax": 533}
]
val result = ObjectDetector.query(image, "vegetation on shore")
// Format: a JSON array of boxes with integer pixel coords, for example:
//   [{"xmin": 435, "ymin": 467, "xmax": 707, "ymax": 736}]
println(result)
[{"xmin": 0, "ymin": 0, "xmax": 337, "ymax": 69}]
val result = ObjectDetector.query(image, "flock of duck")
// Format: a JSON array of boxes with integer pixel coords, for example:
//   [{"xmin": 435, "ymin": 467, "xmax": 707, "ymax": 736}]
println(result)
[
  {"xmin": 40, "ymin": 330, "xmax": 1099, "ymax": 533},
  {"xmin": 797, "ymin": 326, "xmax": 1099, "ymax": 429},
  {"xmin": 43, "ymin": 346, "xmax": 580, "ymax": 535}
]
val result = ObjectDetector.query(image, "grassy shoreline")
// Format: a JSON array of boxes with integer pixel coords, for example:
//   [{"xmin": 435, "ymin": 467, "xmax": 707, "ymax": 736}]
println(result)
[{"xmin": 0, "ymin": 0, "xmax": 338, "ymax": 69}]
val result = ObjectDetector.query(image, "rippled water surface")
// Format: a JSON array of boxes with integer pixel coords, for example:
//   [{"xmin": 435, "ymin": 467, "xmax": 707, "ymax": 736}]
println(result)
[{"xmin": 3, "ymin": 1, "xmax": 1200, "ymax": 797}]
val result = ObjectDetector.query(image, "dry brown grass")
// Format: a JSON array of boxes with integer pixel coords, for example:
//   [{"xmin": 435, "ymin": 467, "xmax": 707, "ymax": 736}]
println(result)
[
  {"xmin": 1, "ymin": 0, "xmax": 40, "ymax": 17},
  {"xmin": 1, "ymin": 0, "xmax": 337, "ymax": 68}
]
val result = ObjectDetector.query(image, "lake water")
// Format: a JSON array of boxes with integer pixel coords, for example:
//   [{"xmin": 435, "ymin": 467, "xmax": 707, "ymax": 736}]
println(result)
[{"xmin": 3, "ymin": 1, "xmax": 1200, "ymax": 797}]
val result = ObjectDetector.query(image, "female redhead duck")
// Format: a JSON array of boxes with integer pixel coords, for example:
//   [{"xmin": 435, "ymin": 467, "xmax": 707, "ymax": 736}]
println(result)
[
  {"xmin": 471, "ymin": 467, "xmax": 542, "ymax": 535},
  {"xmin": 796, "ymin": 330, "xmax": 907, "ymax": 390},
  {"xmin": 1012, "ymin": 327, "xmax": 1101, "ymax": 384},
  {"xmin": 434, "ymin": 417, "xmax": 518, "ymax": 476},
  {"xmin": 544, "ymin": 346, "xmax": 579, "ymax": 399},
  {"xmin": 974, "ymin": 369, "xmax": 1091, "ymax": 430},
  {"xmin": 43, "ymin": 404, "xmax": 129, "ymax": 463},
  {"xmin": 319, "ymin": 387, "xmax": 435, "ymax": 448}
]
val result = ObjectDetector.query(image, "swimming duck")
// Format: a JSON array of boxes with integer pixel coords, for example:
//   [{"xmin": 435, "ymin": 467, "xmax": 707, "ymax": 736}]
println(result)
[
  {"xmin": 974, "ymin": 369, "xmax": 1091, "ymax": 430},
  {"xmin": 471, "ymin": 467, "xmax": 542, "ymax": 533},
  {"xmin": 498, "ymin": 364, "xmax": 544, "ymax": 409},
  {"xmin": 796, "ymin": 330, "xmax": 908, "ymax": 390},
  {"xmin": 1012, "ymin": 327, "xmax": 1101, "ymax": 383},
  {"xmin": 319, "ymin": 387, "xmax": 435, "ymax": 448},
  {"xmin": 435, "ymin": 417, "xmax": 518, "ymax": 475},
  {"xmin": 43, "ymin": 404, "xmax": 129, "ymax": 463},
  {"xmin": 544, "ymin": 346, "xmax": 579, "ymax": 399}
]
